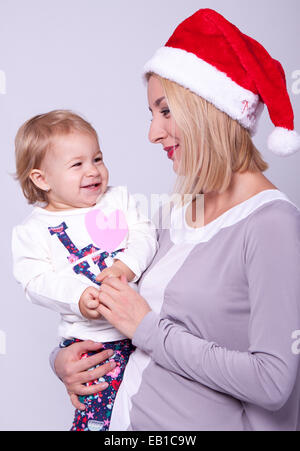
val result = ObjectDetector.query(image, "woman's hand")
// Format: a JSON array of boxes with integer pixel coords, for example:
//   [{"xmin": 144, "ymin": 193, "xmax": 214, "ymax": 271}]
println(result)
[
  {"xmin": 96, "ymin": 260, "xmax": 135, "ymax": 284},
  {"xmin": 54, "ymin": 340, "xmax": 117, "ymax": 410},
  {"xmin": 97, "ymin": 275, "xmax": 151, "ymax": 339}
]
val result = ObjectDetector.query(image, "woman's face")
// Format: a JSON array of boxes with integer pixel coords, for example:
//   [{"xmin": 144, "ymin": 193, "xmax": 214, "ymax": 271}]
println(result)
[{"xmin": 147, "ymin": 76, "xmax": 182, "ymax": 173}]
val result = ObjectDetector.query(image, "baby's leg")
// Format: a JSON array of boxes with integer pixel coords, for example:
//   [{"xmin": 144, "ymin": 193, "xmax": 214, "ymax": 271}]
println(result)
[{"xmin": 67, "ymin": 339, "xmax": 135, "ymax": 432}]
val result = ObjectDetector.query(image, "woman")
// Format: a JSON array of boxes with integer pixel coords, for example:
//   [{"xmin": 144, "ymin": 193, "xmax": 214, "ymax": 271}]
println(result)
[{"xmin": 52, "ymin": 9, "xmax": 300, "ymax": 430}]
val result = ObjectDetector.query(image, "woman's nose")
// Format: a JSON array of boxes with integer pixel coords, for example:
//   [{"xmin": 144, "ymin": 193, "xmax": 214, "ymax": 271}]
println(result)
[{"xmin": 148, "ymin": 117, "xmax": 168, "ymax": 144}]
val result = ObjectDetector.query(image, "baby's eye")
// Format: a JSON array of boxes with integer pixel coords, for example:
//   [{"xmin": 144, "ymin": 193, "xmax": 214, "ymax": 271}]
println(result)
[
  {"xmin": 71, "ymin": 162, "xmax": 82, "ymax": 167},
  {"xmin": 94, "ymin": 157, "xmax": 102, "ymax": 163}
]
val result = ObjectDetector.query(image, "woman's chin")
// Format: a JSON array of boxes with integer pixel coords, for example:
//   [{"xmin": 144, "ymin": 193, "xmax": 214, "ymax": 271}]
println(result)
[
  {"xmin": 173, "ymin": 160, "xmax": 184, "ymax": 175},
  {"xmin": 172, "ymin": 159, "xmax": 179, "ymax": 173}
]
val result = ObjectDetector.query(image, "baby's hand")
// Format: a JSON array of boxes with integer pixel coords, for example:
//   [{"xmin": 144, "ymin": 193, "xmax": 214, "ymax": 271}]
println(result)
[
  {"xmin": 96, "ymin": 265, "xmax": 124, "ymax": 284},
  {"xmin": 79, "ymin": 287, "xmax": 102, "ymax": 320}
]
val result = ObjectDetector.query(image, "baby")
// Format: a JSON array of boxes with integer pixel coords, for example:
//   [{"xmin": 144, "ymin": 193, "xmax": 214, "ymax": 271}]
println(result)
[{"xmin": 12, "ymin": 110, "xmax": 158, "ymax": 431}]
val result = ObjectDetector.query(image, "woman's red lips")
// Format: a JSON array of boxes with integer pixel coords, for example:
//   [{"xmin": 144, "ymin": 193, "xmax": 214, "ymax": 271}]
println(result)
[{"xmin": 164, "ymin": 145, "xmax": 178, "ymax": 159}]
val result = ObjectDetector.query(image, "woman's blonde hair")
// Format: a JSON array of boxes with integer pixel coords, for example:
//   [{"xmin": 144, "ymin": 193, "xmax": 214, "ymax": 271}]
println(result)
[
  {"xmin": 147, "ymin": 74, "xmax": 268, "ymax": 200},
  {"xmin": 15, "ymin": 110, "xmax": 99, "ymax": 205}
]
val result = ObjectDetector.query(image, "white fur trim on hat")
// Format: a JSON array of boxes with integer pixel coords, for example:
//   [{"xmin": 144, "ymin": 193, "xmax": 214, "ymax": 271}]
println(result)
[
  {"xmin": 143, "ymin": 46, "xmax": 264, "ymax": 134},
  {"xmin": 268, "ymin": 127, "xmax": 300, "ymax": 156}
]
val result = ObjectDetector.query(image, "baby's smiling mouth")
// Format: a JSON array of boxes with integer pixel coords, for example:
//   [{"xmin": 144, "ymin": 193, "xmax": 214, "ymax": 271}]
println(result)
[{"xmin": 81, "ymin": 182, "xmax": 101, "ymax": 190}]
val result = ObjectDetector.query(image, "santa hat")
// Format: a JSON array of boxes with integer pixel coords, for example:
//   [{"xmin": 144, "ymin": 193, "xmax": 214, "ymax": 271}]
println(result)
[{"xmin": 143, "ymin": 9, "xmax": 300, "ymax": 156}]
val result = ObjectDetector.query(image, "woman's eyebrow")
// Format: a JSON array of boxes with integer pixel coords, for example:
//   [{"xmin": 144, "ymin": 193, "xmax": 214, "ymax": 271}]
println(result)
[
  {"xmin": 154, "ymin": 96, "xmax": 166, "ymax": 107},
  {"xmin": 149, "ymin": 96, "xmax": 166, "ymax": 112}
]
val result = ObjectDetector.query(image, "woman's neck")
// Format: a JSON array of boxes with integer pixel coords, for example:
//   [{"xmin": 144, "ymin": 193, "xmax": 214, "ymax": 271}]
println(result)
[
  {"xmin": 208, "ymin": 170, "xmax": 275, "ymax": 206},
  {"xmin": 187, "ymin": 171, "xmax": 277, "ymax": 228}
]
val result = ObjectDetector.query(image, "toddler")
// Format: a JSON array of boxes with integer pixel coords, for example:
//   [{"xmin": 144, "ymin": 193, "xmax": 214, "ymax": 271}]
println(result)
[{"xmin": 12, "ymin": 110, "xmax": 158, "ymax": 431}]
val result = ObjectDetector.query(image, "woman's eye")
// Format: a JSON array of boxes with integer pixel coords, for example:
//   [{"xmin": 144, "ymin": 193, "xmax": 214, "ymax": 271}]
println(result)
[{"xmin": 161, "ymin": 108, "xmax": 170, "ymax": 117}]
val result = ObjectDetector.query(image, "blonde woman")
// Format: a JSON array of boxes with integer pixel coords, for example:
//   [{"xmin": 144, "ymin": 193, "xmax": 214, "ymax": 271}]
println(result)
[{"xmin": 52, "ymin": 9, "xmax": 300, "ymax": 430}]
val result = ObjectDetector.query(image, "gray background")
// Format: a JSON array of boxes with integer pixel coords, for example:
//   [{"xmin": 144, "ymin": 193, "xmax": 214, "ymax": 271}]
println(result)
[{"xmin": 0, "ymin": 0, "xmax": 299, "ymax": 431}]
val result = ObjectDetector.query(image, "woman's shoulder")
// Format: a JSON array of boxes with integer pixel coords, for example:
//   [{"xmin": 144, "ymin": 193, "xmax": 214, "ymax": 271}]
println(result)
[
  {"xmin": 244, "ymin": 195, "xmax": 300, "ymax": 247},
  {"xmin": 247, "ymin": 196, "xmax": 299, "ymax": 228}
]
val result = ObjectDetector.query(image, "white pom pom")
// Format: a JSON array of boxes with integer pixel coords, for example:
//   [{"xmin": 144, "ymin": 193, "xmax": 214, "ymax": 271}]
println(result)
[{"xmin": 268, "ymin": 127, "xmax": 300, "ymax": 156}]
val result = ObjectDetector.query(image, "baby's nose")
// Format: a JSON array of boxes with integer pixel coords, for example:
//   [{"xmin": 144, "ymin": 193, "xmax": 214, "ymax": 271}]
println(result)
[{"xmin": 87, "ymin": 164, "xmax": 99, "ymax": 176}]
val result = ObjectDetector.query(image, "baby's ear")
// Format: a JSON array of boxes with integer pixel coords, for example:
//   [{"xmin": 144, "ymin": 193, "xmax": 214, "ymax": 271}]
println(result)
[{"xmin": 29, "ymin": 169, "xmax": 50, "ymax": 192}]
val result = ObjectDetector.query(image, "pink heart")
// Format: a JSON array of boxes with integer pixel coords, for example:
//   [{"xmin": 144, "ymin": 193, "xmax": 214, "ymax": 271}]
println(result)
[{"xmin": 85, "ymin": 209, "xmax": 128, "ymax": 253}]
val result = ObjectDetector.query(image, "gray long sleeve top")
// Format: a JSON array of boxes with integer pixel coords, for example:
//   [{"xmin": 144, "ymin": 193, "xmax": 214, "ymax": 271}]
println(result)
[{"xmin": 108, "ymin": 190, "xmax": 300, "ymax": 431}]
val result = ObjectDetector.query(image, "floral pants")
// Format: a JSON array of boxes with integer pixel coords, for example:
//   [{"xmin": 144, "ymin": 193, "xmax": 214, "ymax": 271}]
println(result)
[{"xmin": 60, "ymin": 338, "xmax": 135, "ymax": 431}]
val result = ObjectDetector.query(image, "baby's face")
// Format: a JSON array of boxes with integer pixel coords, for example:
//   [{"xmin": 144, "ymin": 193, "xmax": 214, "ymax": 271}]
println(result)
[{"xmin": 42, "ymin": 131, "xmax": 109, "ymax": 210}]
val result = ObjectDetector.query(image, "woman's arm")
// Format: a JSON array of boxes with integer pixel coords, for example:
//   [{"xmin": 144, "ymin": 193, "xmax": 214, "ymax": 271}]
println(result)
[{"xmin": 51, "ymin": 340, "xmax": 117, "ymax": 410}]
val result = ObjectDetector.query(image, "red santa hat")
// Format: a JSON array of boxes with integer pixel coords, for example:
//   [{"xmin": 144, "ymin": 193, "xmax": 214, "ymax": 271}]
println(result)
[{"xmin": 143, "ymin": 8, "xmax": 300, "ymax": 156}]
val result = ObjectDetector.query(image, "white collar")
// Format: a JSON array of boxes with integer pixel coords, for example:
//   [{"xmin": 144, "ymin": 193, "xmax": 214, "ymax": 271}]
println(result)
[{"xmin": 170, "ymin": 189, "xmax": 294, "ymax": 244}]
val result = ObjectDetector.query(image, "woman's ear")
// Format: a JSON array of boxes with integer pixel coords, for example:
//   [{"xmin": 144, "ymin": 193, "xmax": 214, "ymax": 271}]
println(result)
[{"xmin": 29, "ymin": 169, "xmax": 50, "ymax": 192}]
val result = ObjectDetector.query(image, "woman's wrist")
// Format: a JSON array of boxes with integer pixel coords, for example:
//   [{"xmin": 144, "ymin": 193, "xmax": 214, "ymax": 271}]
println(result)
[
  {"xmin": 50, "ymin": 340, "xmax": 119, "ymax": 410},
  {"xmin": 132, "ymin": 310, "xmax": 158, "ymax": 349},
  {"xmin": 97, "ymin": 275, "xmax": 152, "ymax": 339},
  {"xmin": 50, "ymin": 346, "xmax": 62, "ymax": 378}
]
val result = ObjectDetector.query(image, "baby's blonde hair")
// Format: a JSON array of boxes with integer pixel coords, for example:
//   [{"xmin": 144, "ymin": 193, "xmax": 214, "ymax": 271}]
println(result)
[
  {"xmin": 15, "ymin": 110, "xmax": 99, "ymax": 204},
  {"xmin": 147, "ymin": 74, "xmax": 268, "ymax": 200}
]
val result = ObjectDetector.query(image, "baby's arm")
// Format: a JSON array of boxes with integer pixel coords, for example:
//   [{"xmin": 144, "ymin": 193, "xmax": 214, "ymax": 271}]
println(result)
[
  {"xmin": 108, "ymin": 187, "xmax": 158, "ymax": 282},
  {"xmin": 12, "ymin": 224, "xmax": 93, "ymax": 318}
]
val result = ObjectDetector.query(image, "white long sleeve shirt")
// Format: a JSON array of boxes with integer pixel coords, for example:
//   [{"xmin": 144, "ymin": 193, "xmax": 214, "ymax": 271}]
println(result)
[{"xmin": 12, "ymin": 186, "xmax": 158, "ymax": 342}]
